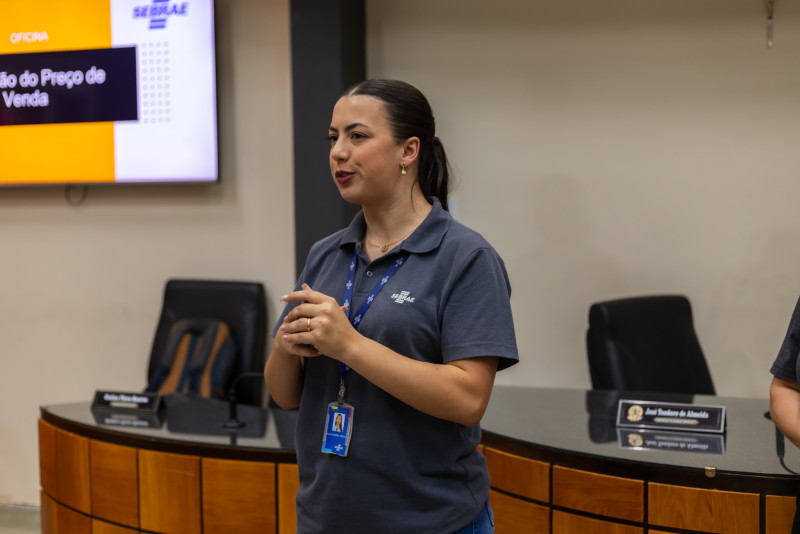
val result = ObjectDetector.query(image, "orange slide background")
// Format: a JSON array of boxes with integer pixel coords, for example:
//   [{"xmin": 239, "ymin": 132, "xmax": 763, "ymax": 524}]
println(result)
[{"xmin": 0, "ymin": 0, "xmax": 115, "ymax": 184}]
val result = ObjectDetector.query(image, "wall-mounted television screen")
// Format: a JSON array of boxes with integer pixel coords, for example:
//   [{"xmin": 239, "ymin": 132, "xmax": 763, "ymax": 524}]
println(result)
[{"xmin": 0, "ymin": 0, "xmax": 218, "ymax": 186}]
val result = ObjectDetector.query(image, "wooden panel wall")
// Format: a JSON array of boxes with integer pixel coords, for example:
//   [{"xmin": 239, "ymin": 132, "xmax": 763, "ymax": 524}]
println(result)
[
  {"xmin": 90, "ymin": 440, "xmax": 139, "ymax": 528},
  {"xmin": 553, "ymin": 466, "xmax": 643, "ymax": 522},
  {"xmin": 39, "ymin": 418, "xmax": 289, "ymax": 534},
  {"xmin": 41, "ymin": 490, "xmax": 91, "ymax": 534},
  {"xmin": 484, "ymin": 447, "xmax": 549, "ymax": 502},
  {"xmin": 490, "ymin": 489, "xmax": 550, "ymax": 534},
  {"xmin": 766, "ymin": 495, "xmax": 796, "ymax": 534},
  {"xmin": 649, "ymin": 483, "xmax": 759, "ymax": 534},
  {"xmin": 92, "ymin": 519, "xmax": 141, "ymax": 534},
  {"xmin": 37, "ymin": 420, "xmax": 57, "ymax": 497},
  {"xmin": 54, "ymin": 428, "xmax": 91, "ymax": 514},
  {"xmin": 37, "ymin": 416, "xmax": 800, "ymax": 534},
  {"xmin": 278, "ymin": 463, "xmax": 300, "ymax": 534},
  {"xmin": 202, "ymin": 458, "xmax": 277, "ymax": 534},
  {"xmin": 139, "ymin": 449, "xmax": 202, "ymax": 534},
  {"xmin": 553, "ymin": 510, "xmax": 642, "ymax": 534},
  {"xmin": 40, "ymin": 491, "xmax": 57, "ymax": 534}
]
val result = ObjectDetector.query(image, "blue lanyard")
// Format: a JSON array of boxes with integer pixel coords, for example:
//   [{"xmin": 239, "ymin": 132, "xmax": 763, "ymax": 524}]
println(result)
[
  {"xmin": 339, "ymin": 249, "xmax": 409, "ymax": 381},
  {"xmin": 343, "ymin": 249, "xmax": 409, "ymax": 328}
]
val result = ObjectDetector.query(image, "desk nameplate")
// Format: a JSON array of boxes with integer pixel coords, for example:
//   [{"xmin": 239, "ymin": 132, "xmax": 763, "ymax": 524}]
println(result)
[
  {"xmin": 92, "ymin": 390, "xmax": 162, "ymax": 413},
  {"xmin": 616, "ymin": 399, "xmax": 725, "ymax": 433},
  {"xmin": 617, "ymin": 428, "xmax": 725, "ymax": 455}
]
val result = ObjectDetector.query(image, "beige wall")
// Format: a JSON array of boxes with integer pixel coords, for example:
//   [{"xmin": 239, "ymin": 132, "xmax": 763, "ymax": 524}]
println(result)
[
  {"xmin": 0, "ymin": 0, "xmax": 294, "ymax": 505},
  {"xmin": 4, "ymin": 0, "xmax": 800, "ymax": 507},
  {"xmin": 366, "ymin": 0, "xmax": 800, "ymax": 394}
]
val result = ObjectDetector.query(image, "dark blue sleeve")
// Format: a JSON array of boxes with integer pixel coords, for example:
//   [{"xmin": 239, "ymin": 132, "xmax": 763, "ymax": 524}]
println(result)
[
  {"xmin": 440, "ymin": 247, "xmax": 519, "ymax": 370},
  {"xmin": 771, "ymin": 296, "xmax": 800, "ymax": 383}
]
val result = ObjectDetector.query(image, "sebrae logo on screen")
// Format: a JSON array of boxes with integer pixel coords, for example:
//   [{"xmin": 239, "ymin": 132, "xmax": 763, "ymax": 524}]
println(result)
[{"xmin": 133, "ymin": 0, "xmax": 189, "ymax": 30}]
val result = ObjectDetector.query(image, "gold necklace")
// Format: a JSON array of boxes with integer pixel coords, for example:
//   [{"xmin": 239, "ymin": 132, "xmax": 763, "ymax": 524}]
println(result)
[{"xmin": 367, "ymin": 229, "xmax": 414, "ymax": 252}]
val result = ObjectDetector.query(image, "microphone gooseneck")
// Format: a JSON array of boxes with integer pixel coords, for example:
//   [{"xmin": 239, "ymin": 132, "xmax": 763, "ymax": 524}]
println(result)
[{"xmin": 223, "ymin": 371, "xmax": 265, "ymax": 429}]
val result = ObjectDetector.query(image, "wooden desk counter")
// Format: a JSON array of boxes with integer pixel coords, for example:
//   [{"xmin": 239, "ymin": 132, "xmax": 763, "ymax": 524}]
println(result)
[
  {"xmin": 39, "ymin": 387, "xmax": 800, "ymax": 533},
  {"xmin": 481, "ymin": 387, "xmax": 800, "ymax": 534},
  {"xmin": 39, "ymin": 399, "xmax": 298, "ymax": 534}
]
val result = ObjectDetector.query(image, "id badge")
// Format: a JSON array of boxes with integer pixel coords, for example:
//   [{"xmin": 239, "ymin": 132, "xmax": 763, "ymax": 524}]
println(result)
[{"xmin": 322, "ymin": 402, "xmax": 354, "ymax": 457}]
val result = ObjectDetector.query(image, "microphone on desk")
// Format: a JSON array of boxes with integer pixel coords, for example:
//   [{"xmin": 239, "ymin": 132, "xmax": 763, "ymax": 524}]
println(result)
[
  {"xmin": 223, "ymin": 371, "xmax": 265, "ymax": 429},
  {"xmin": 765, "ymin": 410, "xmax": 799, "ymax": 475}
]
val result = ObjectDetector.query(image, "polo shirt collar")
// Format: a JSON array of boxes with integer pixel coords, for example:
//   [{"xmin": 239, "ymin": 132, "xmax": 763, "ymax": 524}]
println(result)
[{"xmin": 340, "ymin": 197, "xmax": 450, "ymax": 255}]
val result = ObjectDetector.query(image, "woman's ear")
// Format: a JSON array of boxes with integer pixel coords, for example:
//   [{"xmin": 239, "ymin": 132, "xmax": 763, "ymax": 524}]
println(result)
[{"xmin": 402, "ymin": 136, "xmax": 421, "ymax": 165}]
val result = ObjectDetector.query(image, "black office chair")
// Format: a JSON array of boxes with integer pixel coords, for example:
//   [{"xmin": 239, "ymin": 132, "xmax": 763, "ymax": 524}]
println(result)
[
  {"xmin": 146, "ymin": 279, "xmax": 267, "ymax": 406},
  {"xmin": 586, "ymin": 295, "xmax": 715, "ymax": 395}
]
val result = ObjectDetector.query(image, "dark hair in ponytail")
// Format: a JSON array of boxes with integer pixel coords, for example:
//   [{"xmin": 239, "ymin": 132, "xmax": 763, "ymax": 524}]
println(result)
[{"xmin": 343, "ymin": 79, "xmax": 451, "ymax": 211}]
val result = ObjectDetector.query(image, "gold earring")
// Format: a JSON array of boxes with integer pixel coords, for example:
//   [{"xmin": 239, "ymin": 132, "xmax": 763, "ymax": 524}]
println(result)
[{"xmin": 401, "ymin": 161, "xmax": 407, "ymax": 175}]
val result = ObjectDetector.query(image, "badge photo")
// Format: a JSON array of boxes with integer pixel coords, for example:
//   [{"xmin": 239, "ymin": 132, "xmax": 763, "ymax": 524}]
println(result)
[{"xmin": 322, "ymin": 402, "xmax": 354, "ymax": 457}]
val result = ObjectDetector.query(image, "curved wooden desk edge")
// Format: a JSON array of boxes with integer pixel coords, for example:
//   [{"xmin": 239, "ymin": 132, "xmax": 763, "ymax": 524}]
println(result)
[
  {"xmin": 39, "ymin": 401, "xmax": 800, "ymax": 534},
  {"xmin": 481, "ymin": 430, "xmax": 800, "ymax": 495},
  {"xmin": 480, "ymin": 430, "xmax": 800, "ymax": 534},
  {"xmin": 40, "ymin": 406, "xmax": 296, "ymax": 463},
  {"xmin": 39, "ymin": 408, "xmax": 300, "ymax": 534}
]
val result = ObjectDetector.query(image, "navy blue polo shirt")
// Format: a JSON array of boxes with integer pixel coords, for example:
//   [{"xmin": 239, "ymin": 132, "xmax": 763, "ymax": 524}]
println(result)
[
  {"xmin": 274, "ymin": 198, "xmax": 518, "ymax": 534},
  {"xmin": 771, "ymin": 295, "xmax": 800, "ymax": 383}
]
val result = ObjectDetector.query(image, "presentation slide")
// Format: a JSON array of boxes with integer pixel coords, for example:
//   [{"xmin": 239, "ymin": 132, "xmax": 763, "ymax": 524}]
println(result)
[{"xmin": 0, "ymin": 0, "xmax": 218, "ymax": 185}]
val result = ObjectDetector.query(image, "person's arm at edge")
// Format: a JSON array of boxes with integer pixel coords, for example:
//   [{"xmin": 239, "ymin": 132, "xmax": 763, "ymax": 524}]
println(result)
[
  {"xmin": 769, "ymin": 376, "xmax": 800, "ymax": 448},
  {"xmin": 264, "ymin": 337, "xmax": 305, "ymax": 410}
]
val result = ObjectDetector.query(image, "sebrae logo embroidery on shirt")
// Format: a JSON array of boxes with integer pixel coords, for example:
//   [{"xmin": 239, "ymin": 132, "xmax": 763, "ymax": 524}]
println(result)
[{"xmin": 391, "ymin": 291, "xmax": 415, "ymax": 304}]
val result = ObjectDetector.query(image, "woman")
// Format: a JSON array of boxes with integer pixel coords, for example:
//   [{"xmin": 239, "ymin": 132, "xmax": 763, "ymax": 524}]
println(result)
[
  {"xmin": 770, "ymin": 295, "xmax": 800, "ymax": 449},
  {"xmin": 333, "ymin": 412, "xmax": 343, "ymax": 432},
  {"xmin": 265, "ymin": 79, "xmax": 518, "ymax": 534},
  {"xmin": 770, "ymin": 295, "xmax": 800, "ymax": 534}
]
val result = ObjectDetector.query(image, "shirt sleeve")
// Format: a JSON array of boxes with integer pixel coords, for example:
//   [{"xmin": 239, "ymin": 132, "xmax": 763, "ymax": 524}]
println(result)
[
  {"xmin": 771, "ymin": 295, "xmax": 800, "ymax": 383},
  {"xmin": 440, "ymin": 246, "xmax": 519, "ymax": 370}
]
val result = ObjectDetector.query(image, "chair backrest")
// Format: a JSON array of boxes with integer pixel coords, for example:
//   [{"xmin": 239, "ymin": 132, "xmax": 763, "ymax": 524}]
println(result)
[
  {"xmin": 147, "ymin": 279, "xmax": 267, "ymax": 405},
  {"xmin": 586, "ymin": 295, "xmax": 715, "ymax": 395}
]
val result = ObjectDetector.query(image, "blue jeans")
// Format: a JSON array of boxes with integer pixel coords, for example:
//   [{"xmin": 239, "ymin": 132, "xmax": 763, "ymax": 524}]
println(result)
[{"xmin": 452, "ymin": 498, "xmax": 494, "ymax": 534}]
